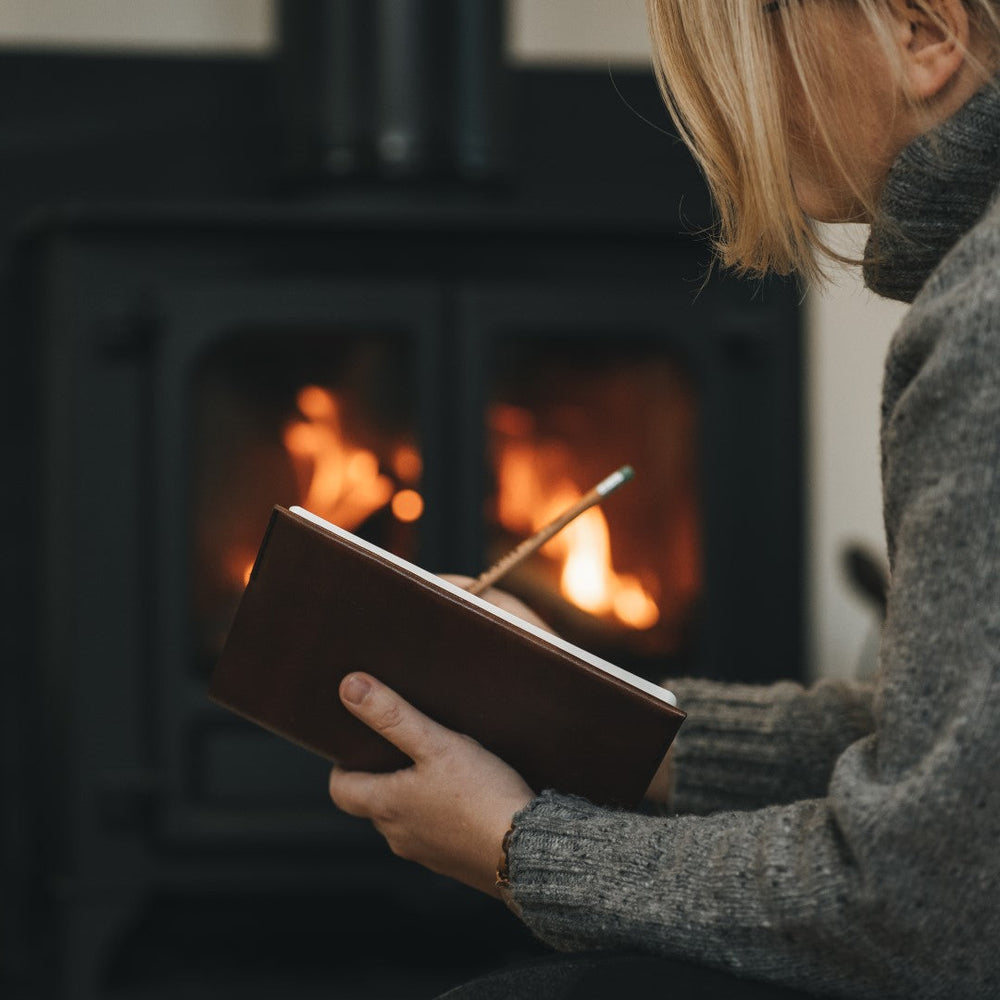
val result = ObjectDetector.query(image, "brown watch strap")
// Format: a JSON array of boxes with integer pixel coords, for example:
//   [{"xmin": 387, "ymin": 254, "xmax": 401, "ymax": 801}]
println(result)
[{"xmin": 495, "ymin": 823, "xmax": 515, "ymax": 889}]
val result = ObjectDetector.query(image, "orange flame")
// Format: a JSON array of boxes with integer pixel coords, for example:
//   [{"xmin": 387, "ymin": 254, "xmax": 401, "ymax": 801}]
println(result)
[
  {"xmin": 233, "ymin": 385, "xmax": 421, "ymax": 590},
  {"xmin": 492, "ymin": 424, "xmax": 660, "ymax": 630},
  {"xmin": 283, "ymin": 385, "xmax": 395, "ymax": 529}
]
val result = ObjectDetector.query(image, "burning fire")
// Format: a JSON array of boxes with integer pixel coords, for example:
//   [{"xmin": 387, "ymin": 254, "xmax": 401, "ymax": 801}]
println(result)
[
  {"xmin": 492, "ymin": 408, "xmax": 660, "ymax": 630},
  {"xmin": 236, "ymin": 384, "xmax": 423, "ymax": 588},
  {"xmin": 283, "ymin": 385, "xmax": 397, "ymax": 528},
  {"xmin": 283, "ymin": 385, "xmax": 424, "ymax": 530}
]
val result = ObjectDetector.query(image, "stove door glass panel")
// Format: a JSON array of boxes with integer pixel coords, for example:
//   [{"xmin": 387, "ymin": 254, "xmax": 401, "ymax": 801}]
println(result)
[{"xmin": 191, "ymin": 329, "xmax": 422, "ymax": 670}]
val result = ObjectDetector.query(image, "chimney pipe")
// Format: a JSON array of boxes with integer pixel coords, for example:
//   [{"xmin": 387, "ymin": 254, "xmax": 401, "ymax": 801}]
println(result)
[{"xmin": 276, "ymin": 0, "xmax": 508, "ymax": 187}]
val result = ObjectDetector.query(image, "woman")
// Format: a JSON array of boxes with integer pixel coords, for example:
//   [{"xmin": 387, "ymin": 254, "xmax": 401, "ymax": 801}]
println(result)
[{"xmin": 328, "ymin": 1, "xmax": 1000, "ymax": 996}]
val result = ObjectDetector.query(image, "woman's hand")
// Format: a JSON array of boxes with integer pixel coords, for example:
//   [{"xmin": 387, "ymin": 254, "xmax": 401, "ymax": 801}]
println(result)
[
  {"xmin": 328, "ymin": 673, "xmax": 535, "ymax": 898},
  {"xmin": 438, "ymin": 576, "xmax": 676, "ymax": 805}
]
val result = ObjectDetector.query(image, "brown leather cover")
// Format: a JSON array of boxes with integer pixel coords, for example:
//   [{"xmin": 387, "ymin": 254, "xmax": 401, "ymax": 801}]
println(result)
[{"xmin": 209, "ymin": 506, "xmax": 686, "ymax": 808}]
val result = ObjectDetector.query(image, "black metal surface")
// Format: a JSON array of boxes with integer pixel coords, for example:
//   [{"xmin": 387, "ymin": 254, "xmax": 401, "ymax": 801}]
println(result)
[
  {"xmin": 276, "ymin": 0, "xmax": 376, "ymax": 181},
  {"xmin": 274, "ymin": 0, "xmax": 508, "ymax": 184}
]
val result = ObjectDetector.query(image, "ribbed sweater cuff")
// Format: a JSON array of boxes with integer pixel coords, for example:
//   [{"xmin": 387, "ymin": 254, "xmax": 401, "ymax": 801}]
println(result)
[
  {"xmin": 504, "ymin": 791, "xmax": 668, "ymax": 950},
  {"xmin": 664, "ymin": 677, "xmax": 874, "ymax": 815}
]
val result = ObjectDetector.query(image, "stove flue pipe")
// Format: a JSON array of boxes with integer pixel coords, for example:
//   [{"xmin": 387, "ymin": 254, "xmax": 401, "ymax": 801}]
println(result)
[{"xmin": 276, "ymin": 0, "xmax": 508, "ymax": 186}]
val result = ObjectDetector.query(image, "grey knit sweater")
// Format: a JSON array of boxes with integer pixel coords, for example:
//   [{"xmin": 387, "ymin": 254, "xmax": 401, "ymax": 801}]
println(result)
[{"xmin": 505, "ymin": 81, "xmax": 1000, "ymax": 999}]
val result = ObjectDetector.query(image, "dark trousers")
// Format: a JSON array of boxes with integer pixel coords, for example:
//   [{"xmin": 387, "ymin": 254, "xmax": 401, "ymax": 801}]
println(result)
[{"xmin": 436, "ymin": 952, "xmax": 827, "ymax": 1000}]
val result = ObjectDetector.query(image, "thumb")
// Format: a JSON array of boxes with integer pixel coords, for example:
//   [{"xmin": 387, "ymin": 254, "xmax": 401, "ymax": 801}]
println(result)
[{"xmin": 339, "ymin": 673, "xmax": 447, "ymax": 763}]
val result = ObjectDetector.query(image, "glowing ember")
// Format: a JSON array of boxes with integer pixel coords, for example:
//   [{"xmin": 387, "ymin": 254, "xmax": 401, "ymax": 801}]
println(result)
[
  {"xmin": 391, "ymin": 489, "xmax": 424, "ymax": 523},
  {"xmin": 392, "ymin": 444, "xmax": 423, "ymax": 484}
]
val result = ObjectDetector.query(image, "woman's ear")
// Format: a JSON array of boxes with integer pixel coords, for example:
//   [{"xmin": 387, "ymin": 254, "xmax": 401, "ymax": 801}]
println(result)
[{"xmin": 891, "ymin": 0, "xmax": 970, "ymax": 100}]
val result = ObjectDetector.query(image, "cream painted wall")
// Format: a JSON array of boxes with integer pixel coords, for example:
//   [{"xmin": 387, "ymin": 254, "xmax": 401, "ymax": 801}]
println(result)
[
  {"xmin": 508, "ymin": 0, "xmax": 652, "ymax": 64},
  {"xmin": 0, "ymin": 0, "xmax": 651, "ymax": 60},
  {"xmin": 807, "ymin": 227, "xmax": 904, "ymax": 681},
  {"xmin": 0, "ymin": 0, "xmax": 901, "ymax": 681},
  {"xmin": 0, "ymin": 0, "xmax": 272, "ymax": 52}
]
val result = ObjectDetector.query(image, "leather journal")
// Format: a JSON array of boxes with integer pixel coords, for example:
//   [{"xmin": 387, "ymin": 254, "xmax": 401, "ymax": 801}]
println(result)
[{"xmin": 209, "ymin": 505, "xmax": 686, "ymax": 808}]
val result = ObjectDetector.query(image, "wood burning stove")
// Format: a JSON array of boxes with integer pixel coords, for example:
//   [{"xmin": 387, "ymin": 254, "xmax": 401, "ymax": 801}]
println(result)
[
  {"xmin": 11, "ymin": 198, "xmax": 802, "ymax": 999},
  {"xmin": 2, "ymin": 8, "xmax": 803, "ymax": 998}
]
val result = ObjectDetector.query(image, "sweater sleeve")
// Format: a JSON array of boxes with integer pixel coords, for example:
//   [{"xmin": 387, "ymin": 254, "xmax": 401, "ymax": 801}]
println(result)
[
  {"xmin": 507, "ymin": 791, "xmax": 880, "ymax": 994},
  {"xmin": 504, "ymin": 222, "xmax": 1000, "ymax": 999},
  {"xmin": 663, "ymin": 677, "xmax": 874, "ymax": 814}
]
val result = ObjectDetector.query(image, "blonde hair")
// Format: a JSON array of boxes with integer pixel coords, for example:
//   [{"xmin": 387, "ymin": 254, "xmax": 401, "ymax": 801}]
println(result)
[{"xmin": 646, "ymin": 0, "xmax": 1000, "ymax": 282}]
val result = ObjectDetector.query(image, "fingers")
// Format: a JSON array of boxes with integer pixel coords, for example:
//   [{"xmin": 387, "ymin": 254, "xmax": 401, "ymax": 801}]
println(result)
[
  {"xmin": 339, "ymin": 673, "xmax": 447, "ymax": 762},
  {"xmin": 328, "ymin": 765, "xmax": 398, "ymax": 822},
  {"xmin": 328, "ymin": 766, "xmax": 377, "ymax": 818}
]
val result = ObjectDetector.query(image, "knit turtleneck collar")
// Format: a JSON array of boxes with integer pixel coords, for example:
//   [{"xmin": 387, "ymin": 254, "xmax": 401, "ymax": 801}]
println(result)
[{"xmin": 862, "ymin": 77, "xmax": 1000, "ymax": 303}]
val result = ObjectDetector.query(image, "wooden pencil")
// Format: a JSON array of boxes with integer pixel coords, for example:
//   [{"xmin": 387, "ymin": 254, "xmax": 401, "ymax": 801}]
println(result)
[{"xmin": 466, "ymin": 465, "xmax": 634, "ymax": 596}]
